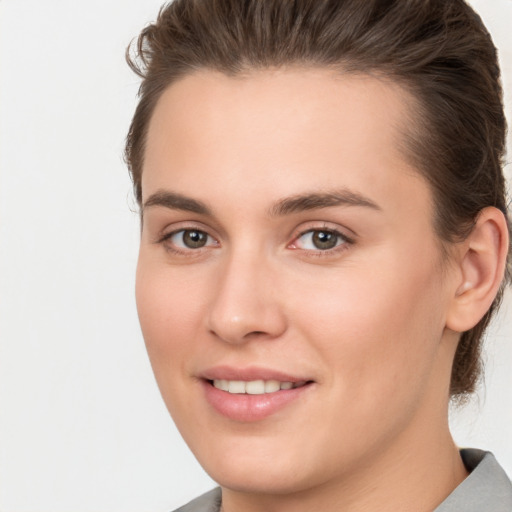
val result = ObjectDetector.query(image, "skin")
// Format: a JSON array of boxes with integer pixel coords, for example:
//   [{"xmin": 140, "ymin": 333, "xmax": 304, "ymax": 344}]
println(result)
[{"xmin": 136, "ymin": 68, "xmax": 491, "ymax": 512}]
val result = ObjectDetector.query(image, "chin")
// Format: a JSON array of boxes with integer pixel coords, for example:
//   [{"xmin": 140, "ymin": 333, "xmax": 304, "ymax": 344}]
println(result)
[
  {"xmin": 206, "ymin": 461, "xmax": 313, "ymax": 496},
  {"xmin": 188, "ymin": 433, "xmax": 328, "ymax": 496}
]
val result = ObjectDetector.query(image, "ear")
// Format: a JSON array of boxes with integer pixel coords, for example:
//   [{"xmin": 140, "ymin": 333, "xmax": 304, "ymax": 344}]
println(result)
[{"xmin": 446, "ymin": 207, "xmax": 509, "ymax": 333}]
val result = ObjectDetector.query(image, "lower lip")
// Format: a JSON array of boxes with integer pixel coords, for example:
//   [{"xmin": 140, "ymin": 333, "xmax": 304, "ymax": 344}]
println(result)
[{"xmin": 202, "ymin": 380, "xmax": 313, "ymax": 422}]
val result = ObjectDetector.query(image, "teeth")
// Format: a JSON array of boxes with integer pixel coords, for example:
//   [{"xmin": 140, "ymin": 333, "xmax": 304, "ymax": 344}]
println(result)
[
  {"xmin": 264, "ymin": 380, "xmax": 280, "ymax": 393},
  {"xmin": 245, "ymin": 380, "xmax": 265, "ymax": 394},
  {"xmin": 213, "ymin": 379, "xmax": 229, "ymax": 391},
  {"xmin": 212, "ymin": 379, "xmax": 305, "ymax": 395},
  {"xmin": 228, "ymin": 380, "xmax": 246, "ymax": 394}
]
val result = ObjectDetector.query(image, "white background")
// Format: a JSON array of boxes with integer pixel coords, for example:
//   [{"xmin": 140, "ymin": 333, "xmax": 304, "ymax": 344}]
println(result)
[{"xmin": 0, "ymin": 1, "xmax": 511, "ymax": 511}]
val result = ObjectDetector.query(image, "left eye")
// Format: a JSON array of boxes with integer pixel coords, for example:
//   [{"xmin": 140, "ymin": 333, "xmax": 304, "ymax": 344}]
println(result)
[
  {"xmin": 293, "ymin": 229, "xmax": 347, "ymax": 250},
  {"xmin": 168, "ymin": 229, "xmax": 216, "ymax": 249}
]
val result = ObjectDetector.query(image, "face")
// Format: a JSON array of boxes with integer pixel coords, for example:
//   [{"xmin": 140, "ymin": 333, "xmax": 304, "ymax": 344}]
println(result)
[{"xmin": 136, "ymin": 69, "xmax": 459, "ymax": 495}]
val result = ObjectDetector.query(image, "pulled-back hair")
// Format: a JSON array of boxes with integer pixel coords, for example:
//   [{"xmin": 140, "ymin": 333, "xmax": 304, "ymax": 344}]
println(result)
[{"xmin": 125, "ymin": 0, "xmax": 511, "ymax": 398}]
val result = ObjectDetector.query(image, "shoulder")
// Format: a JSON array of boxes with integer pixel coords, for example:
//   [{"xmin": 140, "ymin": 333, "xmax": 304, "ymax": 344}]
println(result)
[
  {"xmin": 171, "ymin": 488, "xmax": 222, "ymax": 512},
  {"xmin": 435, "ymin": 449, "xmax": 512, "ymax": 512}
]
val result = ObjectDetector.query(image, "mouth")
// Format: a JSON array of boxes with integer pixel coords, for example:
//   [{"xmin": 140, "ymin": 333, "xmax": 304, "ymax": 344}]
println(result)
[
  {"xmin": 199, "ymin": 369, "xmax": 315, "ymax": 422},
  {"xmin": 209, "ymin": 379, "xmax": 310, "ymax": 395}
]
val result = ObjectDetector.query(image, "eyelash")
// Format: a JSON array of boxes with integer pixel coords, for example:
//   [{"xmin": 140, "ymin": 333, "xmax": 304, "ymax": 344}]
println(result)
[{"xmin": 156, "ymin": 226, "xmax": 354, "ymax": 257}]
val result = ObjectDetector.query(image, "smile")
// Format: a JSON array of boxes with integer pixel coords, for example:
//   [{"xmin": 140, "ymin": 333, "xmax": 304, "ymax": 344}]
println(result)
[
  {"xmin": 202, "ymin": 372, "xmax": 315, "ymax": 421},
  {"xmin": 212, "ymin": 379, "xmax": 307, "ymax": 394}
]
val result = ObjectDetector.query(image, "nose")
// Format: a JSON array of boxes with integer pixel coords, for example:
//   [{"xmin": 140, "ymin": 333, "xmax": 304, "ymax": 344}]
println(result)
[{"xmin": 206, "ymin": 250, "xmax": 288, "ymax": 345}]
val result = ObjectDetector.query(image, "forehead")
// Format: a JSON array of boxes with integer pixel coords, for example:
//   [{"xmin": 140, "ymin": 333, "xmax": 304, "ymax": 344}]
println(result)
[{"xmin": 143, "ymin": 68, "xmax": 429, "ymax": 221}]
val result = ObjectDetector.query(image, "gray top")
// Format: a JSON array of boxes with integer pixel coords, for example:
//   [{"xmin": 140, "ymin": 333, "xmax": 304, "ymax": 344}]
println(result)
[
  {"xmin": 173, "ymin": 449, "xmax": 512, "ymax": 512},
  {"xmin": 435, "ymin": 450, "xmax": 512, "ymax": 511}
]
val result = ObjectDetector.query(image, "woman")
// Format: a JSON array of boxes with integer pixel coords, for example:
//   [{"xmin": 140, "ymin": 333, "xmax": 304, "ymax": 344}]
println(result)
[{"xmin": 125, "ymin": 0, "xmax": 511, "ymax": 510}]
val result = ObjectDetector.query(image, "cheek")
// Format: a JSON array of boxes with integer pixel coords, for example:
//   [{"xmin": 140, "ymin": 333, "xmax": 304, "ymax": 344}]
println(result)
[
  {"xmin": 135, "ymin": 258, "xmax": 205, "ymax": 373},
  {"xmin": 282, "ymin": 260, "xmax": 449, "ymax": 467},
  {"xmin": 293, "ymin": 257, "xmax": 446, "ymax": 392},
  {"xmin": 134, "ymin": 257, "xmax": 215, "ymax": 431}
]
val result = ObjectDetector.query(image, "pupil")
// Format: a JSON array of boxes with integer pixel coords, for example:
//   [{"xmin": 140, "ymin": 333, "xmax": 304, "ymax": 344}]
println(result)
[
  {"xmin": 183, "ymin": 230, "xmax": 207, "ymax": 248},
  {"xmin": 312, "ymin": 231, "xmax": 337, "ymax": 250}
]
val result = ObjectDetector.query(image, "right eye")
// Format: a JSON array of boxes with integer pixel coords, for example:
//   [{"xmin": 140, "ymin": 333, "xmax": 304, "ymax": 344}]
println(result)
[{"xmin": 165, "ymin": 229, "xmax": 217, "ymax": 250}]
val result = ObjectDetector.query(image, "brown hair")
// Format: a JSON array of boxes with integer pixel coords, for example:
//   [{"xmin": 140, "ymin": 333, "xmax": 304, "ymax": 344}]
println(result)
[{"xmin": 125, "ymin": 0, "xmax": 511, "ymax": 398}]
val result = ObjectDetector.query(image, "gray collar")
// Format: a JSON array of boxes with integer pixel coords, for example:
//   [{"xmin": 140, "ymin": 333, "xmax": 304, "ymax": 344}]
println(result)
[
  {"xmin": 435, "ymin": 449, "xmax": 512, "ymax": 511},
  {"xmin": 173, "ymin": 487, "xmax": 221, "ymax": 512}
]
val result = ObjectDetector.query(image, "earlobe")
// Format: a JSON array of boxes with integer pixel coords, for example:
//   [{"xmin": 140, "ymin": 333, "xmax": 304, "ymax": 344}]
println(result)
[{"xmin": 446, "ymin": 207, "xmax": 509, "ymax": 333}]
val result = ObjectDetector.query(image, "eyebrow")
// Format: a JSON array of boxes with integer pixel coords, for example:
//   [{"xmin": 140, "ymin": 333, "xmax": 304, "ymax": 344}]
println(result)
[
  {"xmin": 143, "ymin": 190, "xmax": 212, "ymax": 215},
  {"xmin": 269, "ymin": 189, "xmax": 381, "ymax": 216},
  {"xmin": 142, "ymin": 188, "xmax": 381, "ymax": 217}
]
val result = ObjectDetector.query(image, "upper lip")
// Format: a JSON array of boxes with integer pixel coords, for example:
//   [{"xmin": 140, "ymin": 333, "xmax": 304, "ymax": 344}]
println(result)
[{"xmin": 199, "ymin": 365, "xmax": 313, "ymax": 383}]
